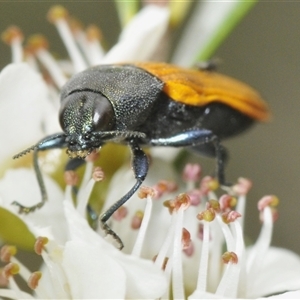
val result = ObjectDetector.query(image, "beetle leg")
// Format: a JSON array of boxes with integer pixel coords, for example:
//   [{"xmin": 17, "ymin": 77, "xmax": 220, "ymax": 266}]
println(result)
[
  {"xmin": 149, "ymin": 129, "xmax": 227, "ymax": 185},
  {"xmin": 100, "ymin": 140, "xmax": 149, "ymax": 250},
  {"xmin": 12, "ymin": 133, "xmax": 67, "ymax": 213}
]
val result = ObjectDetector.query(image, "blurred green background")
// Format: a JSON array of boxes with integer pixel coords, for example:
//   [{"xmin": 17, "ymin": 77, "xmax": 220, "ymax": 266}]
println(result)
[{"xmin": 0, "ymin": 1, "xmax": 300, "ymax": 258}]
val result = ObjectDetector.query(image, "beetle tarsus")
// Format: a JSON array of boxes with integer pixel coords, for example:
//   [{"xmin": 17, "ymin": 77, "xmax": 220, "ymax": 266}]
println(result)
[
  {"xmin": 101, "ymin": 221, "xmax": 124, "ymax": 250},
  {"xmin": 12, "ymin": 200, "xmax": 45, "ymax": 214}
]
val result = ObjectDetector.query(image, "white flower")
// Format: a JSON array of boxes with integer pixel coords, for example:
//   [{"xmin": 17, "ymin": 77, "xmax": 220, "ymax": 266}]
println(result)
[{"xmin": 1, "ymin": 2, "xmax": 300, "ymax": 300}]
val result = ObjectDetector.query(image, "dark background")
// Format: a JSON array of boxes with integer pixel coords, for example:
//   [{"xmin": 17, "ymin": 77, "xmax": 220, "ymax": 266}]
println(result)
[{"xmin": 1, "ymin": 1, "xmax": 300, "ymax": 256}]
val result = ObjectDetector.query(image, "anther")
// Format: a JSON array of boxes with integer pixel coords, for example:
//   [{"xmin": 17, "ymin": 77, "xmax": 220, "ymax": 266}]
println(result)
[
  {"xmin": 257, "ymin": 195, "xmax": 279, "ymax": 211},
  {"xmin": 131, "ymin": 210, "xmax": 144, "ymax": 229},
  {"xmin": 219, "ymin": 194, "xmax": 237, "ymax": 211},
  {"xmin": 222, "ymin": 211, "xmax": 241, "ymax": 224},
  {"xmin": 27, "ymin": 34, "xmax": 49, "ymax": 52},
  {"xmin": 153, "ymin": 180, "xmax": 178, "ymax": 198},
  {"xmin": 86, "ymin": 25, "xmax": 103, "ymax": 42},
  {"xmin": 153, "ymin": 255, "xmax": 169, "ymax": 270},
  {"xmin": 113, "ymin": 206, "xmax": 128, "ymax": 221},
  {"xmin": 187, "ymin": 189, "xmax": 202, "ymax": 206},
  {"xmin": 206, "ymin": 199, "xmax": 220, "ymax": 212},
  {"xmin": 232, "ymin": 177, "xmax": 252, "ymax": 195},
  {"xmin": 182, "ymin": 228, "xmax": 191, "ymax": 250},
  {"xmin": 64, "ymin": 170, "xmax": 79, "ymax": 186},
  {"xmin": 2, "ymin": 263, "xmax": 19, "ymax": 278},
  {"xmin": 92, "ymin": 167, "xmax": 105, "ymax": 182},
  {"xmin": 47, "ymin": 5, "xmax": 69, "ymax": 23},
  {"xmin": 197, "ymin": 208, "xmax": 216, "ymax": 222},
  {"xmin": 182, "ymin": 163, "xmax": 201, "ymax": 182},
  {"xmin": 1, "ymin": 26, "xmax": 23, "ymax": 45},
  {"xmin": 28, "ymin": 271, "xmax": 42, "ymax": 290},
  {"xmin": 0, "ymin": 245, "xmax": 17, "ymax": 263},
  {"xmin": 200, "ymin": 176, "xmax": 219, "ymax": 194},
  {"xmin": 34, "ymin": 237, "xmax": 49, "ymax": 255},
  {"xmin": 222, "ymin": 251, "xmax": 238, "ymax": 264},
  {"xmin": 138, "ymin": 186, "xmax": 156, "ymax": 199}
]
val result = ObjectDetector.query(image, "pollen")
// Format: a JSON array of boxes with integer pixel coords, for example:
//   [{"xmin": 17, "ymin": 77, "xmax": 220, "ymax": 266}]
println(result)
[
  {"xmin": 2, "ymin": 263, "xmax": 19, "ymax": 278},
  {"xmin": 131, "ymin": 210, "xmax": 144, "ymax": 229},
  {"xmin": 222, "ymin": 251, "xmax": 238, "ymax": 264},
  {"xmin": 222, "ymin": 211, "xmax": 241, "ymax": 224},
  {"xmin": 257, "ymin": 195, "xmax": 279, "ymax": 211},
  {"xmin": 0, "ymin": 245, "xmax": 17, "ymax": 263},
  {"xmin": 86, "ymin": 24, "xmax": 103, "ymax": 42},
  {"xmin": 1, "ymin": 26, "xmax": 23, "ymax": 45},
  {"xmin": 92, "ymin": 167, "xmax": 105, "ymax": 182},
  {"xmin": 197, "ymin": 208, "xmax": 216, "ymax": 222},
  {"xmin": 113, "ymin": 206, "xmax": 128, "ymax": 221},
  {"xmin": 219, "ymin": 195, "xmax": 237, "ymax": 211},
  {"xmin": 138, "ymin": 186, "xmax": 156, "ymax": 199},
  {"xmin": 206, "ymin": 199, "xmax": 220, "ymax": 212},
  {"xmin": 182, "ymin": 228, "xmax": 191, "ymax": 250},
  {"xmin": 47, "ymin": 5, "xmax": 69, "ymax": 23},
  {"xmin": 28, "ymin": 271, "xmax": 42, "ymax": 290},
  {"xmin": 232, "ymin": 177, "xmax": 252, "ymax": 195},
  {"xmin": 182, "ymin": 163, "xmax": 201, "ymax": 182},
  {"xmin": 200, "ymin": 176, "xmax": 219, "ymax": 194},
  {"xmin": 34, "ymin": 237, "xmax": 49, "ymax": 255},
  {"xmin": 27, "ymin": 34, "xmax": 49, "ymax": 52},
  {"xmin": 64, "ymin": 171, "xmax": 79, "ymax": 186}
]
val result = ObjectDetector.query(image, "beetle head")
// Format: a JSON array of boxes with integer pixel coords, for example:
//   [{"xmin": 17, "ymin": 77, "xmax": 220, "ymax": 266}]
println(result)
[{"xmin": 59, "ymin": 91, "xmax": 115, "ymax": 159}]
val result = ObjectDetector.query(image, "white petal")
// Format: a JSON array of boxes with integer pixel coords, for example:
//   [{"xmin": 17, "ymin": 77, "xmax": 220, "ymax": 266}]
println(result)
[
  {"xmin": 172, "ymin": 1, "xmax": 242, "ymax": 66},
  {"xmin": 266, "ymin": 290, "xmax": 300, "ymax": 299},
  {"xmin": 117, "ymin": 255, "xmax": 167, "ymax": 299},
  {"xmin": 62, "ymin": 240, "xmax": 127, "ymax": 299},
  {"xmin": 0, "ymin": 63, "xmax": 59, "ymax": 162},
  {"xmin": 102, "ymin": 5, "xmax": 170, "ymax": 63},
  {"xmin": 246, "ymin": 247, "xmax": 300, "ymax": 298},
  {"xmin": 0, "ymin": 168, "xmax": 67, "ymax": 243}
]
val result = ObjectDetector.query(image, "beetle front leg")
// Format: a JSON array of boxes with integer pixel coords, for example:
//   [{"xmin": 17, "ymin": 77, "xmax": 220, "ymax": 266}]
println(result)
[
  {"xmin": 100, "ymin": 140, "xmax": 149, "ymax": 250},
  {"xmin": 12, "ymin": 133, "xmax": 67, "ymax": 213}
]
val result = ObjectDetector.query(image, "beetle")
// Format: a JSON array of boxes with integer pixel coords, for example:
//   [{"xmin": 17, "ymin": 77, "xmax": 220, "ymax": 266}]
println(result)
[{"xmin": 13, "ymin": 62, "xmax": 270, "ymax": 249}]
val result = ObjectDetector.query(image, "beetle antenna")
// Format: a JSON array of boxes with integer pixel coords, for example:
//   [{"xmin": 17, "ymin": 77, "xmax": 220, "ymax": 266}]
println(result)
[
  {"xmin": 13, "ymin": 133, "xmax": 66, "ymax": 159},
  {"xmin": 94, "ymin": 130, "xmax": 146, "ymax": 140}
]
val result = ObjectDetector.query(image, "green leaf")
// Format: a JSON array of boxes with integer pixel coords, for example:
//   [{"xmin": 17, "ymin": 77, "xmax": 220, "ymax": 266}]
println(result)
[{"xmin": 0, "ymin": 207, "xmax": 35, "ymax": 251}]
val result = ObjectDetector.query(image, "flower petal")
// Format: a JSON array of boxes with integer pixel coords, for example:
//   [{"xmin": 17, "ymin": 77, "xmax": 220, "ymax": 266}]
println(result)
[
  {"xmin": 0, "ymin": 63, "xmax": 59, "ymax": 162},
  {"xmin": 62, "ymin": 240, "xmax": 127, "ymax": 299},
  {"xmin": 102, "ymin": 5, "xmax": 170, "ymax": 63},
  {"xmin": 0, "ymin": 168, "xmax": 67, "ymax": 244},
  {"xmin": 246, "ymin": 247, "xmax": 300, "ymax": 298}
]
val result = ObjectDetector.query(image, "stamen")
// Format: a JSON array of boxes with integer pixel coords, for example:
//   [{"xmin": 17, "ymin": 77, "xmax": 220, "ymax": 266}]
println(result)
[
  {"xmin": 1, "ymin": 26, "xmax": 23, "ymax": 63},
  {"xmin": 27, "ymin": 271, "xmax": 42, "ymax": 290},
  {"xmin": 64, "ymin": 171, "xmax": 79, "ymax": 187},
  {"xmin": 232, "ymin": 177, "xmax": 252, "ymax": 196},
  {"xmin": 113, "ymin": 206, "xmax": 128, "ymax": 221},
  {"xmin": 222, "ymin": 211, "xmax": 241, "ymax": 224},
  {"xmin": 0, "ymin": 269, "xmax": 9, "ymax": 287},
  {"xmin": 219, "ymin": 194, "xmax": 237, "ymax": 211},
  {"xmin": 27, "ymin": 34, "xmax": 67, "ymax": 88},
  {"xmin": 257, "ymin": 195, "xmax": 279, "ymax": 211},
  {"xmin": 187, "ymin": 189, "xmax": 202, "ymax": 206},
  {"xmin": 153, "ymin": 180, "xmax": 178, "ymax": 199},
  {"xmin": 182, "ymin": 228, "xmax": 191, "ymax": 250},
  {"xmin": 85, "ymin": 25, "xmax": 105, "ymax": 65},
  {"xmin": 153, "ymin": 255, "xmax": 169, "ymax": 270},
  {"xmin": 222, "ymin": 251, "xmax": 238, "ymax": 264},
  {"xmin": 197, "ymin": 208, "xmax": 215, "ymax": 222},
  {"xmin": 131, "ymin": 210, "xmax": 144, "ymax": 230},
  {"xmin": 2, "ymin": 263, "xmax": 19, "ymax": 278},
  {"xmin": 34, "ymin": 237, "xmax": 49, "ymax": 255},
  {"xmin": 199, "ymin": 176, "xmax": 219, "ymax": 195},
  {"xmin": 138, "ymin": 186, "xmax": 156, "ymax": 199},
  {"xmin": 132, "ymin": 191, "xmax": 153, "ymax": 257},
  {"xmin": 47, "ymin": 5, "xmax": 87, "ymax": 72},
  {"xmin": 77, "ymin": 167, "xmax": 104, "ymax": 217},
  {"xmin": 206, "ymin": 199, "xmax": 221, "ymax": 212},
  {"xmin": 0, "ymin": 246, "xmax": 17, "ymax": 263},
  {"xmin": 182, "ymin": 163, "xmax": 201, "ymax": 190}
]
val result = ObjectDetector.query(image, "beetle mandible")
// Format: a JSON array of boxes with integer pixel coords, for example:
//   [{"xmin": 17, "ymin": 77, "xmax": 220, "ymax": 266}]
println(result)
[{"xmin": 13, "ymin": 62, "xmax": 270, "ymax": 249}]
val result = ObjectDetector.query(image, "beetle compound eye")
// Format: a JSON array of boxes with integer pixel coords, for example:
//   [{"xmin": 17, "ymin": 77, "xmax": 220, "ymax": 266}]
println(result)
[
  {"xmin": 92, "ymin": 94, "xmax": 116, "ymax": 131},
  {"xmin": 59, "ymin": 91, "xmax": 116, "ymax": 134}
]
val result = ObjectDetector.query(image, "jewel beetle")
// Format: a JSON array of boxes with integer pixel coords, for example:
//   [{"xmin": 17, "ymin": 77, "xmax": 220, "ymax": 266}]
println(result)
[{"xmin": 13, "ymin": 62, "xmax": 270, "ymax": 249}]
